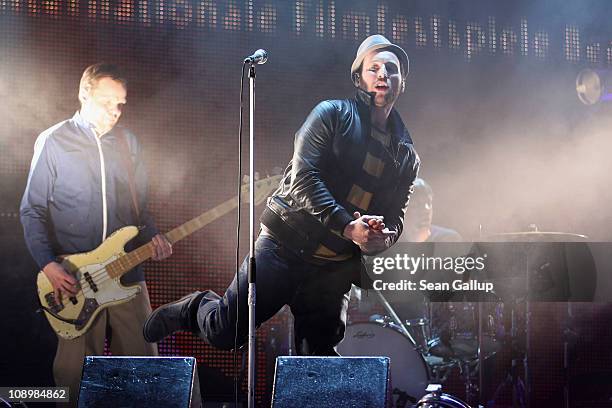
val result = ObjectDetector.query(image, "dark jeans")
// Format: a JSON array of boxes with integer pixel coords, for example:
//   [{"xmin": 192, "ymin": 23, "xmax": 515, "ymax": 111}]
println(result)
[{"xmin": 195, "ymin": 234, "xmax": 358, "ymax": 355}]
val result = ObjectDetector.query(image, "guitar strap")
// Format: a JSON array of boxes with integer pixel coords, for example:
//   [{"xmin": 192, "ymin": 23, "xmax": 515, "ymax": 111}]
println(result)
[{"xmin": 117, "ymin": 129, "xmax": 141, "ymax": 223}]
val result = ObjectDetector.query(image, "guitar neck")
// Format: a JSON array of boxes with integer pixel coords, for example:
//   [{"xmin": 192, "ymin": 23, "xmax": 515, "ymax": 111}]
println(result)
[
  {"xmin": 165, "ymin": 196, "xmax": 238, "ymax": 244},
  {"xmin": 106, "ymin": 196, "xmax": 239, "ymax": 279}
]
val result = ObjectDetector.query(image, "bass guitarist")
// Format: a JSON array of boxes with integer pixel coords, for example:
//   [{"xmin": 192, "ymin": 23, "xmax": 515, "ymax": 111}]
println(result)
[{"xmin": 20, "ymin": 63, "xmax": 172, "ymax": 406}]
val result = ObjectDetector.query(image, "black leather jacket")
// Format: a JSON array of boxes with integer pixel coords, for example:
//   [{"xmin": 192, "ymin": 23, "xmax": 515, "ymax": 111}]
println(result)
[{"xmin": 261, "ymin": 88, "xmax": 420, "ymax": 263}]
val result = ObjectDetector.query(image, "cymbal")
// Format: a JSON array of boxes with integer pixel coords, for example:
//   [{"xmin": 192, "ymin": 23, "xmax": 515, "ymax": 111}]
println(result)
[{"xmin": 484, "ymin": 231, "xmax": 588, "ymax": 242}]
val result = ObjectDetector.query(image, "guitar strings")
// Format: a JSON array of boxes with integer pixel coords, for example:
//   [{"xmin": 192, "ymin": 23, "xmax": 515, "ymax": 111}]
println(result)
[{"xmin": 69, "ymin": 242, "xmax": 156, "ymax": 300}]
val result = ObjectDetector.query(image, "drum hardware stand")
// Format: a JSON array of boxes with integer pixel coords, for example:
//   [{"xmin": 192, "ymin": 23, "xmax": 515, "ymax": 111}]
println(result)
[
  {"xmin": 286, "ymin": 305, "xmax": 295, "ymax": 356},
  {"xmin": 563, "ymin": 304, "xmax": 570, "ymax": 408},
  {"xmin": 477, "ymin": 301, "xmax": 484, "ymax": 405},
  {"xmin": 487, "ymin": 301, "xmax": 527, "ymax": 408},
  {"xmin": 523, "ymin": 251, "xmax": 533, "ymax": 408},
  {"xmin": 488, "ymin": 352, "xmax": 526, "ymax": 408},
  {"xmin": 454, "ymin": 260, "xmax": 486, "ymax": 406},
  {"xmin": 372, "ymin": 289, "xmax": 422, "ymax": 350},
  {"xmin": 451, "ymin": 300, "xmax": 483, "ymax": 406},
  {"xmin": 523, "ymin": 302, "xmax": 531, "ymax": 408},
  {"xmin": 474, "ymin": 284, "xmax": 501, "ymax": 406},
  {"xmin": 562, "ymin": 302, "xmax": 578, "ymax": 408},
  {"xmin": 459, "ymin": 359, "xmax": 479, "ymax": 405},
  {"xmin": 484, "ymin": 240, "xmax": 549, "ymax": 408}
]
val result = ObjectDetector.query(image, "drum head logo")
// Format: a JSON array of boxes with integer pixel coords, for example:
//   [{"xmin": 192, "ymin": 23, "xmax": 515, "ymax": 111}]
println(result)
[{"xmin": 353, "ymin": 330, "xmax": 375, "ymax": 339}]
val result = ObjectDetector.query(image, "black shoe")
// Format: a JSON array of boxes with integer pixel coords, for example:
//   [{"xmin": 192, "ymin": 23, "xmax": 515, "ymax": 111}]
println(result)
[{"xmin": 143, "ymin": 292, "xmax": 203, "ymax": 343}]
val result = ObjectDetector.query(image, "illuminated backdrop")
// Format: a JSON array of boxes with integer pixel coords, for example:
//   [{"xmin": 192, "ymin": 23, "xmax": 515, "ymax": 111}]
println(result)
[{"xmin": 1, "ymin": 0, "xmax": 612, "ymax": 405}]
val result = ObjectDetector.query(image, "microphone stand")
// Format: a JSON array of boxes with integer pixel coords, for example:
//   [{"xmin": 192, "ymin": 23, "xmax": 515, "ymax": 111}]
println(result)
[{"xmin": 247, "ymin": 62, "xmax": 257, "ymax": 408}]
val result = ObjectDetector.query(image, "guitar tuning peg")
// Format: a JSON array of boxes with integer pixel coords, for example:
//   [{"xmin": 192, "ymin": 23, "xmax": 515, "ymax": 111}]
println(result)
[
  {"xmin": 243, "ymin": 175, "xmax": 249, "ymax": 183},
  {"xmin": 254, "ymin": 172, "xmax": 260, "ymax": 181}
]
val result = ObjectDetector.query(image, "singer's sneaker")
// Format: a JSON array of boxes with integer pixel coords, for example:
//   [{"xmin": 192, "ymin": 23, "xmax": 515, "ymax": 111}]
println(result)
[{"xmin": 143, "ymin": 292, "xmax": 204, "ymax": 343}]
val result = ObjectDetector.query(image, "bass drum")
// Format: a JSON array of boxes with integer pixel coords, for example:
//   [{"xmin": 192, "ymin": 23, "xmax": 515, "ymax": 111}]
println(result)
[{"xmin": 337, "ymin": 321, "xmax": 430, "ymax": 402}]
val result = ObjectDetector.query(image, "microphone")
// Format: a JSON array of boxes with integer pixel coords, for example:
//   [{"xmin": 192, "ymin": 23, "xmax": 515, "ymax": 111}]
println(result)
[{"xmin": 244, "ymin": 49, "xmax": 268, "ymax": 64}]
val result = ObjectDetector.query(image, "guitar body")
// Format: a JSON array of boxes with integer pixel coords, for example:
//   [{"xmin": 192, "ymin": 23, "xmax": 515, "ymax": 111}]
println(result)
[{"xmin": 36, "ymin": 226, "xmax": 142, "ymax": 340}]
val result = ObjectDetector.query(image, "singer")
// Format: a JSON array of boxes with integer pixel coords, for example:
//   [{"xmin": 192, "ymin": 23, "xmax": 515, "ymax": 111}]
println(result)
[{"xmin": 143, "ymin": 35, "xmax": 420, "ymax": 356}]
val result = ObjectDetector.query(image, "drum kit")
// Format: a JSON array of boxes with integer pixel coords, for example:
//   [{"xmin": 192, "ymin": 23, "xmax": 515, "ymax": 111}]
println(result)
[
  {"xmin": 337, "ymin": 231, "xmax": 595, "ymax": 408},
  {"xmin": 338, "ymin": 288, "xmax": 495, "ymax": 408}
]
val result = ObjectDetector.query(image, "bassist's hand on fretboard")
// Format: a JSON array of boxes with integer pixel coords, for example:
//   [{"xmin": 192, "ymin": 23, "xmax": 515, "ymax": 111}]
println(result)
[{"xmin": 151, "ymin": 234, "xmax": 173, "ymax": 261}]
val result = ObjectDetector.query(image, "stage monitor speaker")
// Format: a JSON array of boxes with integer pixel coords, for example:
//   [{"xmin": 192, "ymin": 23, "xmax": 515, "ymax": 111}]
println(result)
[
  {"xmin": 78, "ymin": 356, "xmax": 201, "ymax": 408},
  {"xmin": 271, "ymin": 356, "xmax": 389, "ymax": 408}
]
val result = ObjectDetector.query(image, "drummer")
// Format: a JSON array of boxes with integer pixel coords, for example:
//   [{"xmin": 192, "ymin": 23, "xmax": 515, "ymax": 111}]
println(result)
[{"xmin": 398, "ymin": 178, "xmax": 462, "ymax": 243}]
